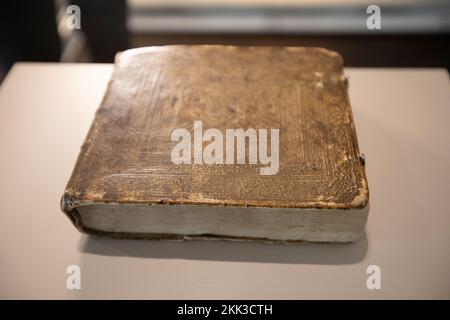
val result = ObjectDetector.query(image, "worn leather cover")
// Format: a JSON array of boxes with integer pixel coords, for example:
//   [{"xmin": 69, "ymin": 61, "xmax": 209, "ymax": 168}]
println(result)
[{"xmin": 61, "ymin": 45, "xmax": 369, "ymax": 238}]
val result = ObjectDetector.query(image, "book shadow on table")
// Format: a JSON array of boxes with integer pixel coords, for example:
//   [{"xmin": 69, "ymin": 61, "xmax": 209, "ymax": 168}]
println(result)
[{"xmin": 78, "ymin": 231, "xmax": 368, "ymax": 265}]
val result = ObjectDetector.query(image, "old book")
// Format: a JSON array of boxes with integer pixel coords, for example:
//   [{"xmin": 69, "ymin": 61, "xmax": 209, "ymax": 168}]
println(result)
[{"xmin": 61, "ymin": 45, "xmax": 369, "ymax": 243}]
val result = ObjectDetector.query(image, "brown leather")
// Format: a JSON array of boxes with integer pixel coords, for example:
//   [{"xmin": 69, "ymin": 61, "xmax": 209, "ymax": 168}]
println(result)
[{"xmin": 62, "ymin": 46, "xmax": 369, "ymax": 222}]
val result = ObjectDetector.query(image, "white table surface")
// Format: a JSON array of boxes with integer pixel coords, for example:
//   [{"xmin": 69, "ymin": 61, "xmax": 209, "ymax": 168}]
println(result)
[{"xmin": 0, "ymin": 63, "xmax": 449, "ymax": 299}]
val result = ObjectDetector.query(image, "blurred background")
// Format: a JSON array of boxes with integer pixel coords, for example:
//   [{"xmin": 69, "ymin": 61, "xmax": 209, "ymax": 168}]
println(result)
[{"xmin": 0, "ymin": 0, "xmax": 449, "ymax": 82}]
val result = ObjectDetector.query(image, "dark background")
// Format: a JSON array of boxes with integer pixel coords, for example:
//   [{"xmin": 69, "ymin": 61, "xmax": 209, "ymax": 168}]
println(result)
[{"xmin": 1, "ymin": 0, "xmax": 449, "ymax": 83}]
